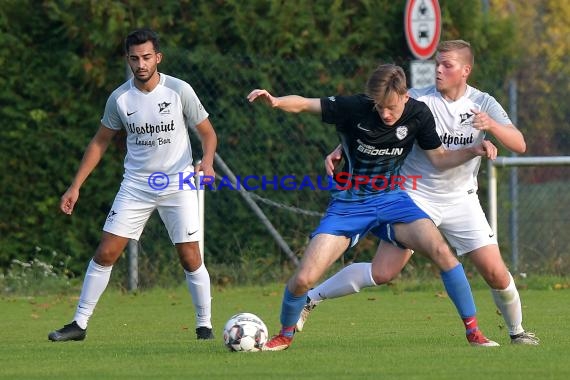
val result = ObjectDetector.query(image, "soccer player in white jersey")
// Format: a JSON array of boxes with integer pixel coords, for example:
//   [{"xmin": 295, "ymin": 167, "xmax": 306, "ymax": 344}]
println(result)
[
  {"xmin": 48, "ymin": 28, "xmax": 218, "ymax": 342},
  {"xmin": 298, "ymin": 40, "xmax": 539, "ymax": 345}
]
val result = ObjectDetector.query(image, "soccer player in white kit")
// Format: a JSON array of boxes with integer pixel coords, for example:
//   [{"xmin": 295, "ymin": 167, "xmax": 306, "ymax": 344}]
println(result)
[
  {"xmin": 48, "ymin": 28, "xmax": 218, "ymax": 342},
  {"xmin": 298, "ymin": 40, "xmax": 539, "ymax": 345}
]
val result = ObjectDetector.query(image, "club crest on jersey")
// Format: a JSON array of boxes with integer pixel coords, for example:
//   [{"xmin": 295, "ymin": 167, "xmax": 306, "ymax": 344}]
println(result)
[
  {"xmin": 158, "ymin": 101, "xmax": 171, "ymax": 114},
  {"xmin": 395, "ymin": 126, "xmax": 408, "ymax": 140},
  {"xmin": 459, "ymin": 112, "xmax": 475, "ymax": 128},
  {"xmin": 459, "ymin": 112, "xmax": 472, "ymax": 123}
]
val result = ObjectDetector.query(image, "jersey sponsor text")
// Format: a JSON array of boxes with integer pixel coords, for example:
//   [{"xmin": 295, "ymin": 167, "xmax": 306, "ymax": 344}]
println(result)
[
  {"xmin": 356, "ymin": 139, "xmax": 404, "ymax": 156},
  {"xmin": 440, "ymin": 132, "xmax": 474, "ymax": 148},
  {"xmin": 127, "ymin": 120, "xmax": 175, "ymax": 136}
]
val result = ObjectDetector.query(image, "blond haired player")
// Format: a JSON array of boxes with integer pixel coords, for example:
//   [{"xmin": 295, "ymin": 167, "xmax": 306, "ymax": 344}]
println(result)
[
  {"xmin": 248, "ymin": 63, "xmax": 499, "ymax": 351},
  {"xmin": 299, "ymin": 40, "xmax": 539, "ymax": 345}
]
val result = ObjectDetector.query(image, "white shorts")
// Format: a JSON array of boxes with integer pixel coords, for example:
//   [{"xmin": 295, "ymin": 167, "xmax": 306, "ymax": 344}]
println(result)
[
  {"xmin": 103, "ymin": 183, "xmax": 200, "ymax": 244},
  {"xmin": 409, "ymin": 192, "xmax": 497, "ymax": 256}
]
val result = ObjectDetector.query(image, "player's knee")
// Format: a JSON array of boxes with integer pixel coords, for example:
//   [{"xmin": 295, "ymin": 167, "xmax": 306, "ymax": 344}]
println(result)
[
  {"xmin": 176, "ymin": 242, "xmax": 203, "ymax": 271},
  {"xmin": 483, "ymin": 269, "xmax": 510, "ymax": 289},
  {"xmin": 429, "ymin": 243, "xmax": 457, "ymax": 270},
  {"xmin": 371, "ymin": 269, "xmax": 395, "ymax": 285},
  {"xmin": 179, "ymin": 253, "xmax": 203, "ymax": 272},
  {"xmin": 93, "ymin": 244, "xmax": 121, "ymax": 267},
  {"xmin": 292, "ymin": 273, "xmax": 315, "ymax": 294},
  {"xmin": 93, "ymin": 249, "xmax": 119, "ymax": 266},
  {"xmin": 368, "ymin": 259, "xmax": 399, "ymax": 285}
]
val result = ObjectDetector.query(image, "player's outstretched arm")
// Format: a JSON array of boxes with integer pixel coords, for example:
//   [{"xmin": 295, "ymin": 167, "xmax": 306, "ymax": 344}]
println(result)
[
  {"xmin": 424, "ymin": 140, "xmax": 497, "ymax": 170},
  {"xmin": 60, "ymin": 124, "xmax": 118, "ymax": 215},
  {"xmin": 471, "ymin": 109, "xmax": 526, "ymax": 153},
  {"xmin": 247, "ymin": 89, "xmax": 321, "ymax": 114}
]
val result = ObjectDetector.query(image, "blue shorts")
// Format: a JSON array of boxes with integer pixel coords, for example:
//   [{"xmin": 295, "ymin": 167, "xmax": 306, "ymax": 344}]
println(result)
[{"xmin": 310, "ymin": 191, "xmax": 430, "ymax": 248}]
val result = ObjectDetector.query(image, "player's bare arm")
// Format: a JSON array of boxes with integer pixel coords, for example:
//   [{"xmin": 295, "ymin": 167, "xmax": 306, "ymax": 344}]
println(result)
[
  {"xmin": 247, "ymin": 89, "xmax": 321, "ymax": 114},
  {"xmin": 424, "ymin": 140, "xmax": 497, "ymax": 170},
  {"xmin": 194, "ymin": 118, "xmax": 217, "ymax": 183},
  {"xmin": 60, "ymin": 125, "xmax": 118, "ymax": 215},
  {"xmin": 471, "ymin": 109, "xmax": 526, "ymax": 153}
]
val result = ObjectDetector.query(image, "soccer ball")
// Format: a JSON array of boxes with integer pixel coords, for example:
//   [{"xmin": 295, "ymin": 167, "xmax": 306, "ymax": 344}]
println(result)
[{"xmin": 223, "ymin": 312, "xmax": 269, "ymax": 352}]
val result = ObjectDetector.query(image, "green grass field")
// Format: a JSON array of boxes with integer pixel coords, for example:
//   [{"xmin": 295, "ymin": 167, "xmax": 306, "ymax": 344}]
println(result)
[{"xmin": 1, "ymin": 284, "xmax": 569, "ymax": 380}]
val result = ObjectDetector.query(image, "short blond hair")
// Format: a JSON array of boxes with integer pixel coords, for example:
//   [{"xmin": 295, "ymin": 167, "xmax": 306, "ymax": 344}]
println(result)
[
  {"xmin": 438, "ymin": 40, "xmax": 474, "ymax": 66},
  {"xmin": 365, "ymin": 64, "xmax": 408, "ymax": 105}
]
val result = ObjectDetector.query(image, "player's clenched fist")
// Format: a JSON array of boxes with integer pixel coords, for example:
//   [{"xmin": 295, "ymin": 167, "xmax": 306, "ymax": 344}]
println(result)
[{"xmin": 60, "ymin": 187, "xmax": 79, "ymax": 215}]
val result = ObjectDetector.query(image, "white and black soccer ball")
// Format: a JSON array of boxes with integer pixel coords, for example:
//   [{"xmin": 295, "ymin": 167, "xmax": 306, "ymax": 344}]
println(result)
[{"xmin": 223, "ymin": 312, "xmax": 269, "ymax": 352}]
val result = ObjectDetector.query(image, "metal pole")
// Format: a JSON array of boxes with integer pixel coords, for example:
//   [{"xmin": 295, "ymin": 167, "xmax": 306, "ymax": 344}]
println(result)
[
  {"xmin": 509, "ymin": 79, "xmax": 519, "ymax": 271},
  {"xmin": 198, "ymin": 177, "xmax": 205, "ymax": 261},
  {"xmin": 125, "ymin": 62, "xmax": 139, "ymax": 291},
  {"xmin": 196, "ymin": 166, "xmax": 205, "ymax": 262},
  {"xmin": 127, "ymin": 239, "xmax": 138, "ymax": 291},
  {"xmin": 494, "ymin": 156, "xmax": 570, "ymax": 166},
  {"xmin": 488, "ymin": 160, "xmax": 498, "ymax": 235}
]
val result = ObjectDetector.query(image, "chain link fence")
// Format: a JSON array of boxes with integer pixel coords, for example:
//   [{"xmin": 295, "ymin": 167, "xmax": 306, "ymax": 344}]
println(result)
[
  {"xmin": 121, "ymin": 51, "xmax": 569, "ymax": 288},
  {"xmin": 493, "ymin": 164, "xmax": 570, "ymax": 275}
]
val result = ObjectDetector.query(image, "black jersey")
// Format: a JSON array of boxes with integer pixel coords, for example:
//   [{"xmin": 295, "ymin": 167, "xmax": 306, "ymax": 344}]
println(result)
[{"xmin": 320, "ymin": 94, "xmax": 441, "ymax": 199}]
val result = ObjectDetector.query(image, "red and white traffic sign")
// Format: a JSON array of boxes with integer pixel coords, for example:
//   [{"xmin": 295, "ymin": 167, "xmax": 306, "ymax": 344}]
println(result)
[{"xmin": 404, "ymin": 0, "xmax": 441, "ymax": 60}]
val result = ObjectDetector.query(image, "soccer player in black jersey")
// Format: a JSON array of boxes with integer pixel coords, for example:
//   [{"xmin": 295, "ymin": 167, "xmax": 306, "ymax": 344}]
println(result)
[{"xmin": 247, "ymin": 63, "xmax": 498, "ymax": 350}]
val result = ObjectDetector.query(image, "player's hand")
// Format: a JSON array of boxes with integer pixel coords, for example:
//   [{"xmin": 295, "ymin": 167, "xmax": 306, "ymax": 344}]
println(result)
[
  {"xmin": 325, "ymin": 145, "xmax": 343, "ymax": 176},
  {"xmin": 195, "ymin": 160, "xmax": 215, "ymax": 186},
  {"xmin": 60, "ymin": 187, "xmax": 79, "ymax": 215},
  {"xmin": 481, "ymin": 140, "xmax": 498, "ymax": 159},
  {"xmin": 246, "ymin": 89, "xmax": 279, "ymax": 107},
  {"xmin": 470, "ymin": 140, "xmax": 497, "ymax": 160},
  {"xmin": 471, "ymin": 108, "xmax": 495, "ymax": 131}
]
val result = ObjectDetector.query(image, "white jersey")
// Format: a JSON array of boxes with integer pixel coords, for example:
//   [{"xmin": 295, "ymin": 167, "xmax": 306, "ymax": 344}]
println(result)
[
  {"xmin": 403, "ymin": 85, "xmax": 512, "ymax": 202},
  {"xmin": 101, "ymin": 73, "xmax": 208, "ymax": 192}
]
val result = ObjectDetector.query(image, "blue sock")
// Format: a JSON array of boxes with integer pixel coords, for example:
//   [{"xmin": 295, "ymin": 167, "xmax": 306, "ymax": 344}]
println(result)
[
  {"xmin": 440, "ymin": 263, "xmax": 476, "ymax": 318},
  {"xmin": 279, "ymin": 286, "xmax": 307, "ymax": 335}
]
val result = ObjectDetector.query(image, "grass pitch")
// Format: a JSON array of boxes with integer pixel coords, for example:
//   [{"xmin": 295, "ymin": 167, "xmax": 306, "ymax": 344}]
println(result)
[{"xmin": 1, "ymin": 284, "xmax": 569, "ymax": 379}]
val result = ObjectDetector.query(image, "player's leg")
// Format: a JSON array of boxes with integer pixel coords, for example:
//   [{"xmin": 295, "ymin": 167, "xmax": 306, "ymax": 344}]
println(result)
[
  {"xmin": 263, "ymin": 233, "xmax": 350, "ymax": 351},
  {"xmin": 48, "ymin": 233, "xmax": 130, "ymax": 342},
  {"xmin": 48, "ymin": 187, "xmax": 152, "ymax": 342},
  {"xmin": 159, "ymin": 189, "xmax": 214, "ymax": 340},
  {"xmin": 176, "ymin": 241, "xmax": 214, "ymax": 340},
  {"xmin": 265, "ymin": 197, "xmax": 388, "ymax": 350},
  {"xmin": 392, "ymin": 219, "xmax": 499, "ymax": 346},
  {"xmin": 298, "ymin": 243, "xmax": 412, "ymax": 331},
  {"xmin": 308, "ymin": 263, "xmax": 376, "ymax": 302},
  {"xmin": 439, "ymin": 194, "xmax": 539, "ymax": 344},
  {"xmin": 469, "ymin": 245, "xmax": 539, "ymax": 345},
  {"xmin": 306, "ymin": 192, "xmax": 422, "ymax": 302},
  {"xmin": 298, "ymin": 262, "xmax": 376, "ymax": 332},
  {"xmin": 307, "ymin": 242, "xmax": 412, "ymax": 301}
]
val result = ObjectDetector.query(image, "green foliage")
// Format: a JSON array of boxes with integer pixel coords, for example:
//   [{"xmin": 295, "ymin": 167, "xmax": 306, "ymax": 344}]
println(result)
[
  {"xmin": 0, "ymin": 250, "xmax": 79, "ymax": 295},
  {"xmin": 2, "ymin": 0, "xmax": 562, "ymax": 279}
]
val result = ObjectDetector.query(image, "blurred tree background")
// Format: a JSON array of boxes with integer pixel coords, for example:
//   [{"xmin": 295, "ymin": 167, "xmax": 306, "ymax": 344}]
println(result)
[{"xmin": 0, "ymin": 0, "xmax": 568, "ymax": 287}]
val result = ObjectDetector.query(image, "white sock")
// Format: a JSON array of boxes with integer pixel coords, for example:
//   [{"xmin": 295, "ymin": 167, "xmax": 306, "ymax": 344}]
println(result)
[
  {"xmin": 73, "ymin": 259, "xmax": 113, "ymax": 329},
  {"xmin": 308, "ymin": 262, "xmax": 376, "ymax": 301},
  {"xmin": 491, "ymin": 272, "xmax": 524, "ymax": 336},
  {"xmin": 185, "ymin": 264, "xmax": 212, "ymax": 329}
]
